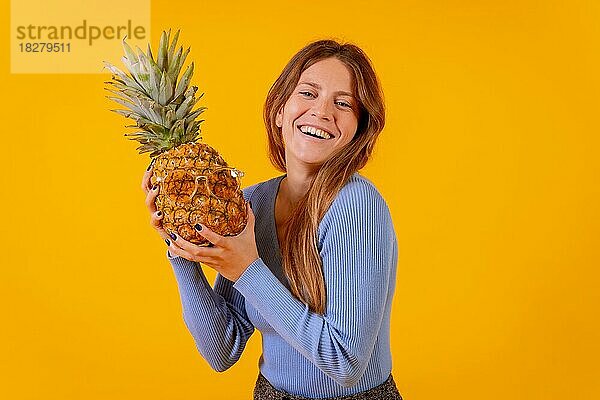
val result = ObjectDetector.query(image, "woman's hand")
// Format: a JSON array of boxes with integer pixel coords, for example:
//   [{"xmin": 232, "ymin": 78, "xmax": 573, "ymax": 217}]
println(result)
[
  {"xmin": 142, "ymin": 162, "xmax": 259, "ymax": 282},
  {"xmin": 167, "ymin": 204, "xmax": 259, "ymax": 282},
  {"xmin": 142, "ymin": 161, "xmax": 172, "ymax": 244}
]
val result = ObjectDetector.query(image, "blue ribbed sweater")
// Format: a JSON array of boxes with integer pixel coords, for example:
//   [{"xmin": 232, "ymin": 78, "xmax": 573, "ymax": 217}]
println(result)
[{"xmin": 167, "ymin": 173, "xmax": 398, "ymax": 397}]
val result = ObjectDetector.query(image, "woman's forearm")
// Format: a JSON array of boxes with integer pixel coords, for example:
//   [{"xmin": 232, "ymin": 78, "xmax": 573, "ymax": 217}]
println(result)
[{"xmin": 169, "ymin": 254, "xmax": 255, "ymax": 371}]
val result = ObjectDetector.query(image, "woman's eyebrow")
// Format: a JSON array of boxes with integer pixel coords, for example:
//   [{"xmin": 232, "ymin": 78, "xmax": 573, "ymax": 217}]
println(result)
[{"xmin": 298, "ymin": 81, "xmax": 354, "ymax": 97}]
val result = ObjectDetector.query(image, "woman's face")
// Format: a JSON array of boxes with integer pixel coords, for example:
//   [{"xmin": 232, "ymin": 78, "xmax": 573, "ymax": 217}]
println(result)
[{"xmin": 276, "ymin": 57, "xmax": 359, "ymax": 170}]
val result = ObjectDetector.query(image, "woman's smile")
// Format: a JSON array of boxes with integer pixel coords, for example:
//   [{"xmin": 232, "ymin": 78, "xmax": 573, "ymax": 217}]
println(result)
[{"xmin": 297, "ymin": 124, "xmax": 335, "ymax": 140}]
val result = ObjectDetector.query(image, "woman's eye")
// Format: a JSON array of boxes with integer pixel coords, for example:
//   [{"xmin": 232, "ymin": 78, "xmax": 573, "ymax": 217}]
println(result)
[
  {"xmin": 336, "ymin": 101, "xmax": 352, "ymax": 108},
  {"xmin": 299, "ymin": 91, "xmax": 315, "ymax": 98}
]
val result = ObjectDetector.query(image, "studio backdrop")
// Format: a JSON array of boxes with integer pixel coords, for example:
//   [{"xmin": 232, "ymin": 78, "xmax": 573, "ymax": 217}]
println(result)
[{"xmin": 2, "ymin": 0, "xmax": 598, "ymax": 399}]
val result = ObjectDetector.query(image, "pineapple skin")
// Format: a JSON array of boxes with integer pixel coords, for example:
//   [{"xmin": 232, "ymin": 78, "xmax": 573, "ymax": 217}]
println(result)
[{"xmin": 150, "ymin": 142, "xmax": 248, "ymax": 246}]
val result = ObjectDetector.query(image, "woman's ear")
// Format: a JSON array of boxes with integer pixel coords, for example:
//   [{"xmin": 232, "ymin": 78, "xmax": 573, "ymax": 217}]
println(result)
[{"xmin": 275, "ymin": 106, "xmax": 283, "ymax": 128}]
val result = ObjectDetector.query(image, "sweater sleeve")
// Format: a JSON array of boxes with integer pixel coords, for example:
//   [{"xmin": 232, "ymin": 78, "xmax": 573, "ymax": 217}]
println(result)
[
  {"xmin": 233, "ymin": 180, "xmax": 397, "ymax": 387},
  {"xmin": 167, "ymin": 185, "xmax": 260, "ymax": 372},
  {"xmin": 168, "ymin": 256, "xmax": 255, "ymax": 372}
]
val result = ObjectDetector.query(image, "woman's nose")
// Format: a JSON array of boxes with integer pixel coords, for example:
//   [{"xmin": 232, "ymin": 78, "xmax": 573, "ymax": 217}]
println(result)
[{"xmin": 311, "ymin": 98, "xmax": 333, "ymax": 120}]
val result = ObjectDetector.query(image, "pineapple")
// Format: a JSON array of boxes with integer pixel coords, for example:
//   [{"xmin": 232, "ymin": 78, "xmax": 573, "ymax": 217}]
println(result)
[{"xmin": 104, "ymin": 30, "xmax": 247, "ymax": 246}]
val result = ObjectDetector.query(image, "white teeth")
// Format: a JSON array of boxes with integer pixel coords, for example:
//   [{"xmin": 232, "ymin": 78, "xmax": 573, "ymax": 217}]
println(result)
[{"xmin": 299, "ymin": 125, "xmax": 332, "ymax": 139}]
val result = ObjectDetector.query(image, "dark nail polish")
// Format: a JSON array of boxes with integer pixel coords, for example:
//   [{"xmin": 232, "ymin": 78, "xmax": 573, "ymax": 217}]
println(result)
[
  {"xmin": 152, "ymin": 185, "xmax": 158, "ymax": 191},
  {"xmin": 194, "ymin": 224, "xmax": 202, "ymax": 231},
  {"xmin": 147, "ymin": 158, "xmax": 156, "ymax": 171},
  {"xmin": 156, "ymin": 211, "xmax": 162, "ymax": 217},
  {"xmin": 170, "ymin": 233, "xmax": 177, "ymax": 240},
  {"xmin": 165, "ymin": 239, "xmax": 170, "ymax": 246}
]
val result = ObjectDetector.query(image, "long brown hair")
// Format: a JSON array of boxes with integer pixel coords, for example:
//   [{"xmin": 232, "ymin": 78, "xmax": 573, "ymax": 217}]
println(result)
[{"xmin": 263, "ymin": 40, "xmax": 386, "ymax": 314}]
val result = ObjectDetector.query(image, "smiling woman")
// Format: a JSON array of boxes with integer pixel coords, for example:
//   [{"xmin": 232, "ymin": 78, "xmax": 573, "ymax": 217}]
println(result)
[
  {"xmin": 142, "ymin": 39, "xmax": 402, "ymax": 399},
  {"xmin": 275, "ymin": 58, "xmax": 359, "ymax": 167}
]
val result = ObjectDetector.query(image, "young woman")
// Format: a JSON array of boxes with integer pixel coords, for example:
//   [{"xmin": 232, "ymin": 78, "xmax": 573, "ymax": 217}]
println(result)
[{"xmin": 142, "ymin": 40, "xmax": 402, "ymax": 400}]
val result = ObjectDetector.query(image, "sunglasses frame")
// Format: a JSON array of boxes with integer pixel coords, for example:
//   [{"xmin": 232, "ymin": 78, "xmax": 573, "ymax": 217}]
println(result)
[{"xmin": 188, "ymin": 166, "xmax": 244, "ymax": 201}]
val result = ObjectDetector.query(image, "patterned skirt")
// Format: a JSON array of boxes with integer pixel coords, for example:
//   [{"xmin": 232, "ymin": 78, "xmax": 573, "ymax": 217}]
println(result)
[{"xmin": 253, "ymin": 373, "xmax": 403, "ymax": 400}]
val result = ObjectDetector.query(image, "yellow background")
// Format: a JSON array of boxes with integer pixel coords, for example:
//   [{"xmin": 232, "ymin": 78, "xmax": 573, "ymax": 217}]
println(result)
[{"xmin": 1, "ymin": 0, "xmax": 598, "ymax": 399}]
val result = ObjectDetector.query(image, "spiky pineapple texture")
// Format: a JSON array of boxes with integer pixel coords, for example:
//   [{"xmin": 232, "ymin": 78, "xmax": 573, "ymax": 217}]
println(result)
[
  {"xmin": 104, "ymin": 29, "xmax": 205, "ymax": 156},
  {"xmin": 104, "ymin": 30, "xmax": 248, "ymax": 245}
]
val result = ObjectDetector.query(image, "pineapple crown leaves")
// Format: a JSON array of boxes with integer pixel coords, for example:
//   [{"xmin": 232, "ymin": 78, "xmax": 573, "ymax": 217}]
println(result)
[{"xmin": 103, "ymin": 29, "xmax": 205, "ymax": 157}]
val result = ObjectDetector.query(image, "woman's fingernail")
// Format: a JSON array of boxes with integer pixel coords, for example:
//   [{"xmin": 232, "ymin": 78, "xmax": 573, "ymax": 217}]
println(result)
[
  {"xmin": 147, "ymin": 158, "xmax": 156, "ymax": 171},
  {"xmin": 170, "ymin": 233, "xmax": 177, "ymax": 240},
  {"xmin": 156, "ymin": 211, "xmax": 162, "ymax": 217},
  {"xmin": 152, "ymin": 185, "xmax": 158, "ymax": 191},
  {"xmin": 194, "ymin": 224, "xmax": 202, "ymax": 231},
  {"xmin": 165, "ymin": 239, "xmax": 170, "ymax": 246}
]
